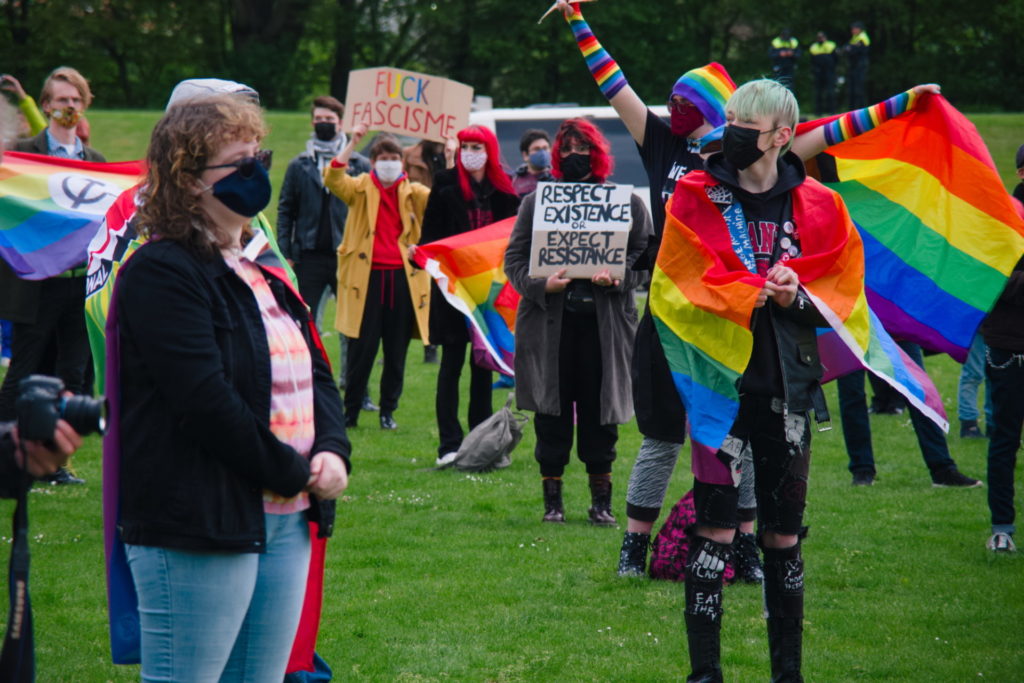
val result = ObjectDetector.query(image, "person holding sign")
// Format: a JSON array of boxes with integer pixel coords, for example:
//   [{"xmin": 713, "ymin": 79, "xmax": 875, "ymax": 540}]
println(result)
[
  {"xmin": 419, "ymin": 125, "xmax": 520, "ymax": 467},
  {"xmin": 504, "ymin": 118, "xmax": 651, "ymax": 525},
  {"xmin": 324, "ymin": 123, "xmax": 432, "ymax": 430}
]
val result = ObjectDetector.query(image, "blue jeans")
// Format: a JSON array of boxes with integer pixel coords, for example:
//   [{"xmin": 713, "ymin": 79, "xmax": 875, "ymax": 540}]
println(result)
[
  {"xmin": 837, "ymin": 342, "xmax": 955, "ymax": 476},
  {"xmin": 127, "ymin": 512, "xmax": 311, "ymax": 682},
  {"xmin": 957, "ymin": 333, "xmax": 993, "ymax": 424},
  {"xmin": 985, "ymin": 347, "xmax": 1023, "ymax": 534}
]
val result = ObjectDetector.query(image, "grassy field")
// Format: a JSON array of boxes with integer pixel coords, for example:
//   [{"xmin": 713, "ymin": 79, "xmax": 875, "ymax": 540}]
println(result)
[{"xmin": 1, "ymin": 110, "xmax": 1021, "ymax": 680}]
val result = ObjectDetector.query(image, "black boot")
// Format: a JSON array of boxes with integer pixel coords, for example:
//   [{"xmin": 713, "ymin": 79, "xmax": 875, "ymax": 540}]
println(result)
[
  {"xmin": 542, "ymin": 477, "xmax": 565, "ymax": 523},
  {"xmin": 684, "ymin": 536, "xmax": 732, "ymax": 682},
  {"xmin": 617, "ymin": 531, "xmax": 650, "ymax": 576},
  {"xmin": 763, "ymin": 543, "xmax": 805, "ymax": 683},
  {"xmin": 588, "ymin": 473, "xmax": 616, "ymax": 526},
  {"xmin": 731, "ymin": 531, "xmax": 764, "ymax": 584}
]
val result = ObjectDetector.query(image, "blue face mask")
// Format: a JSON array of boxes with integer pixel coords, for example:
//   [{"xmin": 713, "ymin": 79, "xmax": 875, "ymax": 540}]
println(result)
[
  {"xmin": 207, "ymin": 157, "xmax": 271, "ymax": 218},
  {"xmin": 528, "ymin": 149, "xmax": 551, "ymax": 169}
]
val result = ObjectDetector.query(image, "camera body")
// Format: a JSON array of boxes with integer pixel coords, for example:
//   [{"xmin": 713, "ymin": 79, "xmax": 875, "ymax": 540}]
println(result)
[{"xmin": 15, "ymin": 375, "xmax": 106, "ymax": 441}]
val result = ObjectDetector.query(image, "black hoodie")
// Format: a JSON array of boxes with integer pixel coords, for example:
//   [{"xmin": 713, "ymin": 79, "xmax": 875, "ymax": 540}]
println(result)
[{"xmin": 703, "ymin": 151, "xmax": 813, "ymax": 399}]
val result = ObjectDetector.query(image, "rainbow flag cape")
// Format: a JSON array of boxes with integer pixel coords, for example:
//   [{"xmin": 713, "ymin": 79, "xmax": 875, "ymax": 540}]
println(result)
[
  {"xmin": 413, "ymin": 216, "xmax": 520, "ymax": 376},
  {"xmin": 800, "ymin": 94, "xmax": 1024, "ymax": 362},
  {"xmin": 0, "ymin": 151, "xmax": 144, "ymax": 279},
  {"xmin": 652, "ymin": 172, "xmax": 947, "ymax": 468}
]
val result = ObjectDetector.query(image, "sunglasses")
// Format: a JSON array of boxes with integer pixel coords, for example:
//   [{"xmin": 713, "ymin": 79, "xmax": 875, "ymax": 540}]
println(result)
[
  {"xmin": 199, "ymin": 149, "xmax": 273, "ymax": 177},
  {"xmin": 669, "ymin": 99, "xmax": 698, "ymax": 114}
]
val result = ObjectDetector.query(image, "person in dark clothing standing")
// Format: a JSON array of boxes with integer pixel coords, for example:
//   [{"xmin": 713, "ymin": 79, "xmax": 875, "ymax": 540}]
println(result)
[
  {"xmin": 844, "ymin": 21, "xmax": 871, "ymax": 108},
  {"xmin": 0, "ymin": 66, "xmax": 104, "ymax": 485},
  {"xmin": 980, "ymin": 196, "xmax": 1024, "ymax": 552},
  {"xmin": 511, "ymin": 128, "xmax": 555, "ymax": 198},
  {"xmin": 276, "ymin": 95, "xmax": 370, "ymax": 399},
  {"xmin": 809, "ymin": 31, "xmax": 838, "ymax": 115},
  {"xmin": 1013, "ymin": 144, "xmax": 1024, "ymax": 204},
  {"xmin": 419, "ymin": 125, "xmax": 519, "ymax": 467},
  {"xmin": 769, "ymin": 29, "xmax": 800, "ymax": 91}
]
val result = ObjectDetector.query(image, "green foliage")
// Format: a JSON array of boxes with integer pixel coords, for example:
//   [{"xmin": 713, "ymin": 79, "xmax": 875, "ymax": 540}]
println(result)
[{"xmin": 1, "ymin": 0, "xmax": 1022, "ymax": 110}]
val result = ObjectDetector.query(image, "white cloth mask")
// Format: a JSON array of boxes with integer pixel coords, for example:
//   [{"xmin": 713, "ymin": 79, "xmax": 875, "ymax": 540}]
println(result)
[
  {"xmin": 374, "ymin": 160, "xmax": 404, "ymax": 184},
  {"xmin": 460, "ymin": 149, "xmax": 488, "ymax": 172}
]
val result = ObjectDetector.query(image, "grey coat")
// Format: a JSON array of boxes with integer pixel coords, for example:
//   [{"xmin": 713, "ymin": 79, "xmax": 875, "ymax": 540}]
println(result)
[{"xmin": 504, "ymin": 190, "xmax": 652, "ymax": 425}]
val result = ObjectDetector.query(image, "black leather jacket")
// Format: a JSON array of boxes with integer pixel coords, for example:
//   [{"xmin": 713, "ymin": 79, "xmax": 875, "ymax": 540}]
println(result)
[{"xmin": 115, "ymin": 240, "xmax": 350, "ymax": 552}]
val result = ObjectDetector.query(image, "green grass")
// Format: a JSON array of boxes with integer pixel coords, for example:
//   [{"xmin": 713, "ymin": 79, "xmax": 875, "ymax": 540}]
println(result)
[
  {"xmin": 4, "ymin": 109, "xmax": 1022, "ymax": 680},
  {"xmin": 2, "ymin": 313, "xmax": 1022, "ymax": 681}
]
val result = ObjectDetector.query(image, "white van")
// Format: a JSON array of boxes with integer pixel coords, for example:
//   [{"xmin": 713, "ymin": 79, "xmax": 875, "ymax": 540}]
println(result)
[{"xmin": 469, "ymin": 105, "xmax": 669, "ymax": 209}]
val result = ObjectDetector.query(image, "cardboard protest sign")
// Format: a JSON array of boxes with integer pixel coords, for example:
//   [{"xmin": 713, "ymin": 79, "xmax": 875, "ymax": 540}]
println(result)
[
  {"xmin": 528, "ymin": 182, "xmax": 634, "ymax": 279},
  {"xmin": 342, "ymin": 67, "xmax": 473, "ymax": 143}
]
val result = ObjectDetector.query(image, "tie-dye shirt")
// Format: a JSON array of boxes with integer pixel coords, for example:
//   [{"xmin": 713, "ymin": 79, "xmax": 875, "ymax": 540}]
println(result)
[{"xmin": 223, "ymin": 249, "xmax": 314, "ymax": 514}]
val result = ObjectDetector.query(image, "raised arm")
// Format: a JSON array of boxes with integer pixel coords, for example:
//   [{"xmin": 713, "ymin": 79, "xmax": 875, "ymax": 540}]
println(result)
[
  {"xmin": 792, "ymin": 84, "xmax": 941, "ymax": 160},
  {"xmin": 558, "ymin": 1, "xmax": 649, "ymax": 145}
]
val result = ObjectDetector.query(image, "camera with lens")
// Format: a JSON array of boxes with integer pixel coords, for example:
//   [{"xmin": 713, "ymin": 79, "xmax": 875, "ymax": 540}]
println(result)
[{"xmin": 15, "ymin": 375, "xmax": 106, "ymax": 441}]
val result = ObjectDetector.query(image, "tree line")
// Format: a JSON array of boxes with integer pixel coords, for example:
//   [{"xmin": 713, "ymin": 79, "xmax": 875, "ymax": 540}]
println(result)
[{"xmin": 2, "ymin": 0, "xmax": 1021, "ymax": 112}]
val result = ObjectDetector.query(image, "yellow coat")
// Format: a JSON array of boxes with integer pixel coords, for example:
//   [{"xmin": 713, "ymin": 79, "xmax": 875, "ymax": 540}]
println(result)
[{"xmin": 323, "ymin": 165, "xmax": 432, "ymax": 342}]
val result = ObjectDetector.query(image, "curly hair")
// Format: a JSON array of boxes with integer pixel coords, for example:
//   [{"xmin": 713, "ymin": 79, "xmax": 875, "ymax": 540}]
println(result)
[
  {"xmin": 136, "ymin": 95, "xmax": 268, "ymax": 256},
  {"xmin": 551, "ymin": 117, "xmax": 613, "ymax": 184}
]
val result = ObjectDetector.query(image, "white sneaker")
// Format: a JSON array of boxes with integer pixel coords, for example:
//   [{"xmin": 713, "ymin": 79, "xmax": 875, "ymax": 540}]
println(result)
[
  {"xmin": 435, "ymin": 451, "xmax": 458, "ymax": 468},
  {"xmin": 987, "ymin": 532, "xmax": 1016, "ymax": 553}
]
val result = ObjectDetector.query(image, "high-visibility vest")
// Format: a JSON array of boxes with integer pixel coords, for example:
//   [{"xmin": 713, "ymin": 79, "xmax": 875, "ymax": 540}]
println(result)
[
  {"xmin": 850, "ymin": 32, "xmax": 871, "ymax": 47},
  {"xmin": 810, "ymin": 40, "xmax": 836, "ymax": 56},
  {"xmin": 772, "ymin": 37, "xmax": 799, "ymax": 50}
]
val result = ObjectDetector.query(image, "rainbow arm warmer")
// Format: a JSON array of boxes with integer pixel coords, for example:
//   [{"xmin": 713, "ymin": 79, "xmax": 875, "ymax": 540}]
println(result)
[
  {"xmin": 564, "ymin": 3, "xmax": 628, "ymax": 100},
  {"xmin": 824, "ymin": 89, "xmax": 919, "ymax": 146}
]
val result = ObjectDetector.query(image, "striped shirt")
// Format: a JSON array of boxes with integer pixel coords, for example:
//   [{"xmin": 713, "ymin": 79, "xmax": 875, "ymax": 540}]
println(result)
[{"xmin": 224, "ymin": 250, "xmax": 315, "ymax": 514}]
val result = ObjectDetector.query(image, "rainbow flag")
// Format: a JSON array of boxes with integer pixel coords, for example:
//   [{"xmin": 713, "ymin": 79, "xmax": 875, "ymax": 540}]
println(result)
[
  {"xmin": 0, "ymin": 151, "xmax": 144, "ymax": 279},
  {"xmin": 800, "ymin": 94, "xmax": 1024, "ymax": 362},
  {"xmin": 652, "ymin": 172, "xmax": 947, "ymax": 468},
  {"xmin": 412, "ymin": 216, "xmax": 519, "ymax": 375}
]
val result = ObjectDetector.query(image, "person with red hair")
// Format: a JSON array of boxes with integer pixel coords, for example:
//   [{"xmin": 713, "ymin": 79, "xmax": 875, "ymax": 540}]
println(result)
[
  {"xmin": 418, "ymin": 125, "xmax": 520, "ymax": 466},
  {"xmin": 505, "ymin": 118, "xmax": 652, "ymax": 525}
]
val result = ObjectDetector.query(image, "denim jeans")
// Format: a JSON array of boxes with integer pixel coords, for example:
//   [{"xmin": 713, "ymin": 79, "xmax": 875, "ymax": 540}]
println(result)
[
  {"xmin": 985, "ymin": 347, "xmax": 1023, "ymax": 534},
  {"xmin": 957, "ymin": 333, "xmax": 994, "ymax": 425},
  {"xmin": 837, "ymin": 342, "xmax": 955, "ymax": 476},
  {"xmin": 127, "ymin": 512, "xmax": 311, "ymax": 682}
]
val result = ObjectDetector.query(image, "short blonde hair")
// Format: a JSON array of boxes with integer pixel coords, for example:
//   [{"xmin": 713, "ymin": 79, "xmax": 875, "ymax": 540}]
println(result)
[
  {"xmin": 726, "ymin": 79, "xmax": 799, "ymax": 154},
  {"xmin": 40, "ymin": 66, "xmax": 94, "ymax": 109},
  {"xmin": 137, "ymin": 95, "xmax": 268, "ymax": 254}
]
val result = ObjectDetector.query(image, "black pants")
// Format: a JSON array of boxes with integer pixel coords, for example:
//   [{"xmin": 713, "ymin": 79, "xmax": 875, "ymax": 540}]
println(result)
[
  {"xmin": 436, "ymin": 341, "xmax": 492, "ymax": 456},
  {"xmin": 848, "ymin": 64, "xmax": 868, "ymax": 109},
  {"xmin": 344, "ymin": 269, "xmax": 413, "ymax": 419},
  {"xmin": 693, "ymin": 395, "xmax": 811, "ymax": 536},
  {"xmin": 0, "ymin": 277, "xmax": 91, "ymax": 419},
  {"xmin": 534, "ymin": 310, "xmax": 617, "ymax": 477},
  {"xmin": 813, "ymin": 70, "xmax": 836, "ymax": 114},
  {"xmin": 985, "ymin": 347, "xmax": 1024, "ymax": 532},
  {"xmin": 295, "ymin": 250, "xmax": 337, "ymax": 316}
]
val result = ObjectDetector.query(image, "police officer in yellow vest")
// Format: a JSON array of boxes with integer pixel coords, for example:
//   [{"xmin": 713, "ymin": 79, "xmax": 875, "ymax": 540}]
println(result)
[
  {"xmin": 770, "ymin": 29, "xmax": 800, "ymax": 90},
  {"xmin": 845, "ymin": 21, "xmax": 871, "ymax": 108},
  {"xmin": 809, "ymin": 31, "xmax": 838, "ymax": 115}
]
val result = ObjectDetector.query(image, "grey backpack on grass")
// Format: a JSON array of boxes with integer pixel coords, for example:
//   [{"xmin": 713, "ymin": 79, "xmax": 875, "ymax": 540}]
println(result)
[{"xmin": 441, "ymin": 393, "xmax": 528, "ymax": 472}]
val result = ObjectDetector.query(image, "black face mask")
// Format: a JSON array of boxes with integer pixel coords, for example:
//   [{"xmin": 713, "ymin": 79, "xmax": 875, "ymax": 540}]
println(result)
[
  {"xmin": 559, "ymin": 153, "xmax": 592, "ymax": 182},
  {"xmin": 314, "ymin": 121, "xmax": 338, "ymax": 142},
  {"xmin": 721, "ymin": 125, "xmax": 766, "ymax": 170}
]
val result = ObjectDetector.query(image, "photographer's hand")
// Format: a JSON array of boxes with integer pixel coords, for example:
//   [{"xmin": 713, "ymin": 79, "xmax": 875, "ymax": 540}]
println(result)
[{"xmin": 13, "ymin": 420, "xmax": 82, "ymax": 478}]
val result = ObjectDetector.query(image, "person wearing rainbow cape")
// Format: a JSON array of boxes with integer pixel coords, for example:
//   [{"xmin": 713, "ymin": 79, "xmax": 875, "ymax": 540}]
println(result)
[{"xmin": 555, "ymin": 1, "xmax": 942, "ymax": 582}]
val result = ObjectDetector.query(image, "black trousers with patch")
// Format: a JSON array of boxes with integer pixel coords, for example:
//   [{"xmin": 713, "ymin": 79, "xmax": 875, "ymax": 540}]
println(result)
[{"xmin": 693, "ymin": 395, "xmax": 811, "ymax": 536}]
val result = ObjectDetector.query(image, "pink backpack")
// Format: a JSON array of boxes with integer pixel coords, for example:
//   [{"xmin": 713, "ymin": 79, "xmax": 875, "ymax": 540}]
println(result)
[{"xmin": 649, "ymin": 490, "xmax": 736, "ymax": 583}]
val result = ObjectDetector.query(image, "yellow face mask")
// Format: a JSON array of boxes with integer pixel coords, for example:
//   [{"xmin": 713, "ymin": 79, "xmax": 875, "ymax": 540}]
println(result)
[{"xmin": 50, "ymin": 106, "xmax": 82, "ymax": 129}]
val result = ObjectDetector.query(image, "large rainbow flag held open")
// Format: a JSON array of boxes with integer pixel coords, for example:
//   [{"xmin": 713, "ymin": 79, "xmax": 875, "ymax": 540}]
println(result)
[
  {"xmin": 800, "ymin": 93, "xmax": 1024, "ymax": 363},
  {"xmin": 651, "ymin": 172, "xmax": 949, "ymax": 472},
  {"xmin": 412, "ymin": 216, "xmax": 520, "ymax": 376},
  {"xmin": 0, "ymin": 151, "xmax": 144, "ymax": 279}
]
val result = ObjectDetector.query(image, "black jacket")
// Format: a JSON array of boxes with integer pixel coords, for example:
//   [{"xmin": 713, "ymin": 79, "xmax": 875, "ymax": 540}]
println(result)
[
  {"xmin": 115, "ymin": 239, "xmax": 350, "ymax": 552},
  {"xmin": 420, "ymin": 168, "xmax": 520, "ymax": 345},
  {"xmin": 276, "ymin": 151, "xmax": 369, "ymax": 261},
  {"xmin": 705, "ymin": 152, "xmax": 830, "ymax": 414},
  {"xmin": 981, "ymin": 254, "xmax": 1024, "ymax": 352},
  {"xmin": 0, "ymin": 426, "xmax": 32, "ymax": 498}
]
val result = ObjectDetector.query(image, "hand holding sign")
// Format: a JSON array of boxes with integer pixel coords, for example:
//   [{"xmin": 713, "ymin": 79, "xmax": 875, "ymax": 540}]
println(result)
[{"xmin": 545, "ymin": 268, "xmax": 571, "ymax": 293}]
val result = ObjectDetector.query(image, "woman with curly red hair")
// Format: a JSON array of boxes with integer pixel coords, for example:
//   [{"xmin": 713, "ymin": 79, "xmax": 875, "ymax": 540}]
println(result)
[
  {"xmin": 419, "ymin": 125, "xmax": 520, "ymax": 466},
  {"xmin": 505, "ymin": 118, "xmax": 652, "ymax": 524}
]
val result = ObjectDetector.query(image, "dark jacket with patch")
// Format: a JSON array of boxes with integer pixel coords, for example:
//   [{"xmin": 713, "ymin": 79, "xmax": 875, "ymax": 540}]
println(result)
[{"xmin": 115, "ymin": 240, "xmax": 350, "ymax": 552}]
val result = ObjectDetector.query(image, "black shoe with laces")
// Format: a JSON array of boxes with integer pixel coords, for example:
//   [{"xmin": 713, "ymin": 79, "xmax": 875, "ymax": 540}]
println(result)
[
  {"xmin": 851, "ymin": 470, "xmax": 875, "ymax": 486},
  {"xmin": 43, "ymin": 467, "xmax": 85, "ymax": 485},
  {"xmin": 362, "ymin": 396, "xmax": 379, "ymax": 412},
  {"xmin": 731, "ymin": 531, "xmax": 764, "ymax": 584},
  {"xmin": 380, "ymin": 412, "xmax": 397, "ymax": 430}
]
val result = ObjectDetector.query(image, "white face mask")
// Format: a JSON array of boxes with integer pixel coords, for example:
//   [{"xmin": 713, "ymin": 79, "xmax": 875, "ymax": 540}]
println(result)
[
  {"xmin": 374, "ymin": 159, "xmax": 403, "ymax": 184},
  {"xmin": 460, "ymin": 149, "xmax": 488, "ymax": 172}
]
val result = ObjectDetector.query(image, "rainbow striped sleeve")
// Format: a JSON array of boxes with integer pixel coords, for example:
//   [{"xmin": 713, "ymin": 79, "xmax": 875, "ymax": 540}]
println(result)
[
  {"xmin": 564, "ymin": 3, "xmax": 628, "ymax": 100},
  {"xmin": 824, "ymin": 89, "xmax": 918, "ymax": 146}
]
